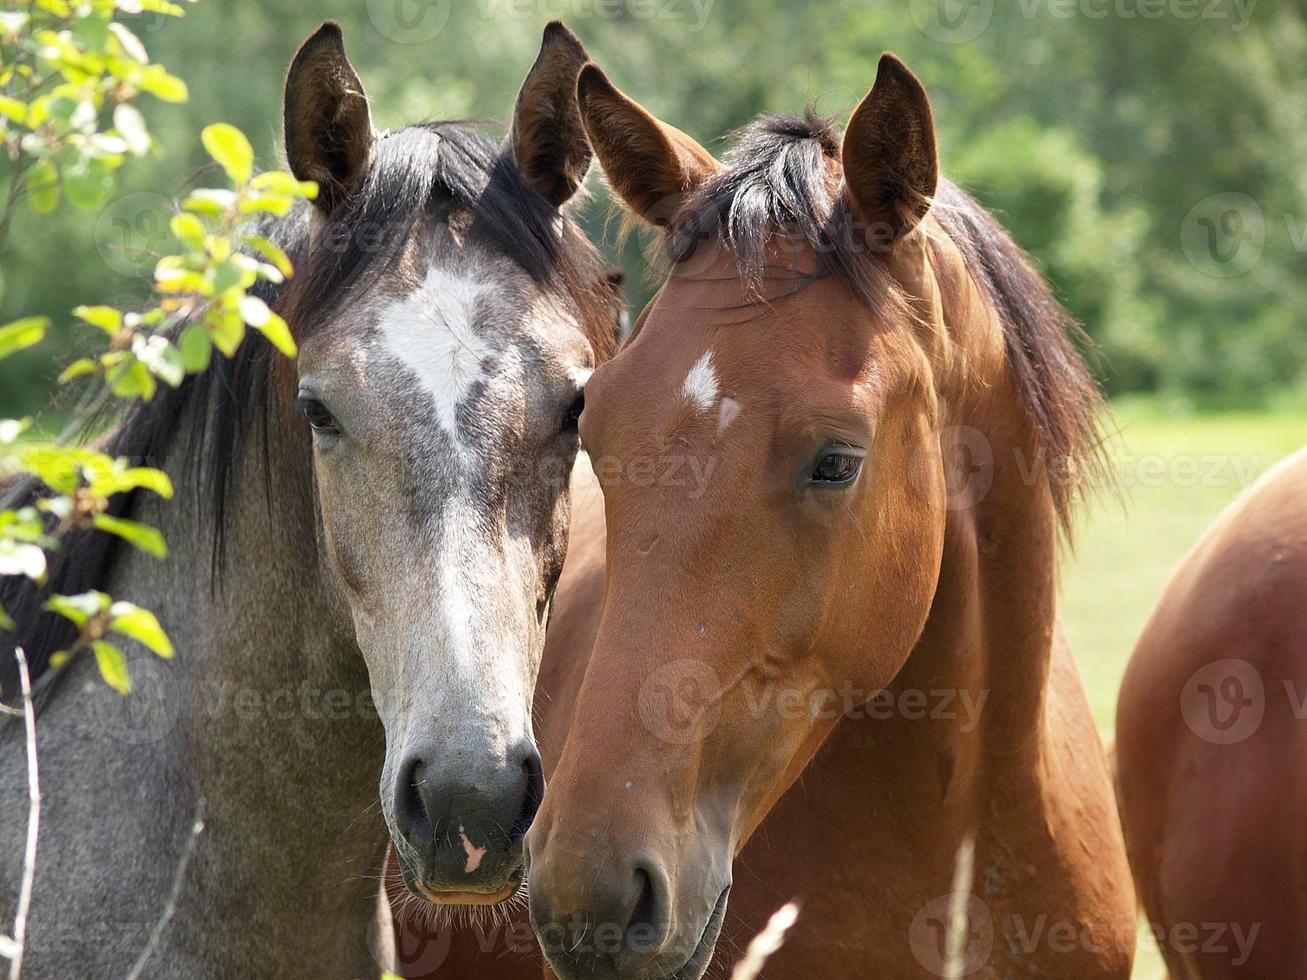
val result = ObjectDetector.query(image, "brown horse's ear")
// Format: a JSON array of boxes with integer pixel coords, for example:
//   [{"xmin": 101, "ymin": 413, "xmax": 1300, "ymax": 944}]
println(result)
[
  {"xmin": 283, "ymin": 22, "xmax": 374, "ymax": 215},
  {"xmin": 508, "ymin": 21, "xmax": 593, "ymax": 207},
  {"xmin": 576, "ymin": 63, "xmax": 719, "ymax": 227},
  {"xmin": 842, "ymin": 54, "xmax": 938, "ymax": 240}
]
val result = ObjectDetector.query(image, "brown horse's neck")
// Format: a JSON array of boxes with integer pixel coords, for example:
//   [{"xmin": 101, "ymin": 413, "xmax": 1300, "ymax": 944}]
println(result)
[{"xmin": 801, "ymin": 248, "xmax": 1063, "ymax": 835}]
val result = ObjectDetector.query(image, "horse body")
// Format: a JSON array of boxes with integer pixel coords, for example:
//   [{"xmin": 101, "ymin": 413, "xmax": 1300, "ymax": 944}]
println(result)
[
  {"xmin": 1117, "ymin": 447, "xmax": 1307, "ymax": 978},
  {"xmin": 1, "ymin": 408, "xmax": 388, "ymax": 977},
  {"xmin": 1, "ymin": 21, "xmax": 611, "ymax": 976},
  {"xmin": 524, "ymin": 54, "xmax": 1135, "ymax": 980}
]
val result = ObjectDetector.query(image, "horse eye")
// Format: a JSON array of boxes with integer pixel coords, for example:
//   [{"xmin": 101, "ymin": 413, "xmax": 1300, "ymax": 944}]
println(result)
[
  {"xmin": 562, "ymin": 391, "xmax": 585, "ymax": 432},
  {"xmin": 811, "ymin": 450, "xmax": 863, "ymax": 486},
  {"xmin": 295, "ymin": 395, "xmax": 338, "ymax": 434}
]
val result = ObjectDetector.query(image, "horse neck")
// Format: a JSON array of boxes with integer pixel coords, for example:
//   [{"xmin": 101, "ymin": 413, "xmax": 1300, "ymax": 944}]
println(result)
[
  {"xmin": 109, "ymin": 381, "xmax": 387, "ymax": 942},
  {"xmin": 786, "ymin": 258, "xmax": 1062, "ymax": 830}
]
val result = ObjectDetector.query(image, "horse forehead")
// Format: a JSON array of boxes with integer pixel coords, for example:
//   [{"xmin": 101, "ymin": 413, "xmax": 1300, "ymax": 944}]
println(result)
[{"xmin": 372, "ymin": 260, "xmax": 535, "ymax": 439}]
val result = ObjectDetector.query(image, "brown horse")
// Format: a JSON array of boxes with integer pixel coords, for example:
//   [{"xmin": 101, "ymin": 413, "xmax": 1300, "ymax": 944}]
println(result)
[
  {"xmin": 1117, "ymin": 447, "xmax": 1307, "ymax": 978},
  {"xmin": 513, "ymin": 53, "xmax": 1137, "ymax": 980}
]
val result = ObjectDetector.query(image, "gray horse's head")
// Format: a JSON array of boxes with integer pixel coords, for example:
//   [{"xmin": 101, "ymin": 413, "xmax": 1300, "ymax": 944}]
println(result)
[{"xmin": 280, "ymin": 22, "xmax": 612, "ymax": 904}]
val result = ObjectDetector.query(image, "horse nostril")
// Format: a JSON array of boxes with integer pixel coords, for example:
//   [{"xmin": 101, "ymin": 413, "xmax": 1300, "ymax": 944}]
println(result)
[
  {"xmin": 509, "ymin": 745, "xmax": 545, "ymax": 847},
  {"xmin": 394, "ymin": 755, "xmax": 433, "ymax": 843},
  {"xmin": 623, "ymin": 862, "xmax": 671, "ymax": 961}
]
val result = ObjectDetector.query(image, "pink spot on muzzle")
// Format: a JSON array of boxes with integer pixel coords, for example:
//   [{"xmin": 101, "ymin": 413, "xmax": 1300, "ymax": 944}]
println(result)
[{"xmin": 459, "ymin": 824, "xmax": 487, "ymax": 874}]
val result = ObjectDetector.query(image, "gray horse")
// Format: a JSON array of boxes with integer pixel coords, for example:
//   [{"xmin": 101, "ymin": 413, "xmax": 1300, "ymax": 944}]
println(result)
[{"xmin": 0, "ymin": 21, "xmax": 611, "ymax": 977}]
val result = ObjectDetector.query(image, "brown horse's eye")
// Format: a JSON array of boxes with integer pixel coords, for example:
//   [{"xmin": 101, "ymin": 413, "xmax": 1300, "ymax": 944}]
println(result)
[
  {"xmin": 295, "ymin": 395, "xmax": 338, "ymax": 434},
  {"xmin": 812, "ymin": 450, "xmax": 863, "ymax": 486}
]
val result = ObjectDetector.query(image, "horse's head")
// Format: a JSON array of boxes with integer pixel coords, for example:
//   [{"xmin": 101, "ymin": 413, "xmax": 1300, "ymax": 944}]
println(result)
[
  {"xmin": 280, "ymin": 23, "xmax": 612, "ymax": 905},
  {"xmin": 527, "ymin": 57, "xmax": 982, "ymax": 977}
]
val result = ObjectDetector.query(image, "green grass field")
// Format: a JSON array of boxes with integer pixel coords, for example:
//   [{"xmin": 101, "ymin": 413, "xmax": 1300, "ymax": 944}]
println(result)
[{"xmin": 1061, "ymin": 396, "xmax": 1305, "ymax": 978}]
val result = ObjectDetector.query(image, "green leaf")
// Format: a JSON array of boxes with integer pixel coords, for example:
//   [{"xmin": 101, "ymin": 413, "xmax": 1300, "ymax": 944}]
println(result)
[
  {"xmin": 0, "ymin": 11, "xmax": 30, "ymax": 39},
  {"xmin": 251, "ymin": 171, "xmax": 317, "ymax": 199},
  {"xmin": 107, "ymin": 356, "xmax": 158, "ymax": 400},
  {"xmin": 59, "ymin": 357, "xmax": 99, "ymax": 383},
  {"xmin": 207, "ymin": 308, "xmax": 245, "ymax": 357},
  {"xmin": 202, "ymin": 123, "xmax": 253, "ymax": 185},
  {"xmin": 109, "ymin": 602, "xmax": 173, "ymax": 658},
  {"xmin": 0, "ymin": 418, "xmax": 27, "ymax": 444},
  {"xmin": 181, "ymin": 188, "xmax": 236, "ymax": 215},
  {"xmin": 178, "ymin": 322, "xmax": 212, "ymax": 372},
  {"xmin": 264, "ymin": 316, "xmax": 297, "ymax": 361},
  {"xmin": 170, "ymin": 212, "xmax": 205, "ymax": 249},
  {"xmin": 113, "ymin": 103, "xmax": 150, "ymax": 156},
  {"xmin": 0, "ymin": 602, "xmax": 14, "ymax": 632},
  {"xmin": 64, "ymin": 159, "xmax": 117, "ymax": 211},
  {"xmin": 242, "ymin": 234, "xmax": 293, "ymax": 278},
  {"xmin": 92, "ymin": 514, "xmax": 167, "ymax": 558},
  {"xmin": 139, "ymin": 65, "xmax": 188, "ymax": 103},
  {"xmin": 132, "ymin": 333, "xmax": 185, "ymax": 387},
  {"xmin": 44, "ymin": 591, "xmax": 110, "ymax": 627},
  {"xmin": 0, "ymin": 95, "xmax": 27, "ymax": 125},
  {"xmin": 26, "ymin": 160, "xmax": 58, "ymax": 214},
  {"xmin": 112, "ymin": 466, "xmax": 173, "ymax": 499},
  {"xmin": 0, "ymin": 540, "xmax": 46, "ymax": 580},
  {"xmin": 74, "ymin": 305, "xmax": 124, "ymax": 334},
  {"xmin": 107, "ymin": 21, "xmax": 148, "ymax": 63},
  {"xmin": 0, "ymin": 317, "xmax": 48, "ymax": 359},
  {"xmin": 93, "ymin": 640, "xmax": 131, "ymax": 694}
]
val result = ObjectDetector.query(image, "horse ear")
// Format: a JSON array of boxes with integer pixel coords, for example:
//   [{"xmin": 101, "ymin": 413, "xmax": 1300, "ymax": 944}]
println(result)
[
  {"xmin": 283, "ymin": 22, "xmax": 374, "ymax": 215},
  {"xmin": 576, "ymin": 63, "xmax": 719, "ymax": 227},
  {"xmin": 842, "ymin": 54, "xmax": 938, "ymax": 240},
  {"xmin": 508, "ymin": 21, "xmax": 593, "ymax": 207}
]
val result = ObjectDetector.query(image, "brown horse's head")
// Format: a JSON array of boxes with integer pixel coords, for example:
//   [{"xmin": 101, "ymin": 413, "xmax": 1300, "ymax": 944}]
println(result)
[{"xmin": 527, "ymin": 54, "xmax": 1102, "ymax": 980}]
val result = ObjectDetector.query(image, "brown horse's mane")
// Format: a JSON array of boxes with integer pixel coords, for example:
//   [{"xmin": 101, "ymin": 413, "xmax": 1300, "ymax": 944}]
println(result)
[
  {"xmin": 0, "ymin": 121, "xmax": 615, "ymax": 705},
  {"xmin": 664, "ymin": 109, "xmax": 1106, "ymax": 534}
]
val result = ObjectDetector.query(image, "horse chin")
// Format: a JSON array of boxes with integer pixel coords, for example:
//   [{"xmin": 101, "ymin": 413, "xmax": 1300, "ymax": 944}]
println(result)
[
  {"xmin": 397, "ymin": 847, "xmax": 526, "ymax": 908},
  {"xmin": 669, "ymin": 886, "xmax": 730, "ymax": 980},
  {"xmin": 413, "ymin": 874, "xmax": 523, "ymax": 907}
]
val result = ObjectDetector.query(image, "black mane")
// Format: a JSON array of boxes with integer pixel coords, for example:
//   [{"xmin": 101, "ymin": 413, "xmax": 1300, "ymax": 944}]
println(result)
[
  {"xmin": 0, "ymin": 121, "xmax": 611, "ymax": 703},
  {"xmin": 666, "ymin": 110, "xmax": 1106, "ymax": 533}
]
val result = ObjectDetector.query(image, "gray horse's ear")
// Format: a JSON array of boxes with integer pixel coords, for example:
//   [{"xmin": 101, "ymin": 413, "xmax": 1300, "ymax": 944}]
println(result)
[
  {"xmin": 507, "ymin": 21, "xmax": 593, "ymax": 207},
  {"xmin": 841, "ymin": 53, "xmax": 938, "ymax": 240},
  {"xmin": 284, "ymin": 21, "xmax": 374, "ymax": 215}
]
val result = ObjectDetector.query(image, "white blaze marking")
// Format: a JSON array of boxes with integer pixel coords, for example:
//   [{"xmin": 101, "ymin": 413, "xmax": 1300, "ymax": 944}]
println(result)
[
  {"xmin": 681, "ymin": 350, "xmax": 719, "ymax": 412},
  {"xmin": 458, "ymin": 824, "xmax": 487, "ymax": 874},
  {"xmin": 378, "ymin": 266, "xmax": 492, "ymax": 439}
]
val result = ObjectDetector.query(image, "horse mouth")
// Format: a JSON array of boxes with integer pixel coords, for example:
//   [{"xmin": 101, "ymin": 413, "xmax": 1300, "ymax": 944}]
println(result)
[
  {"xmin": 413, "ymin": 868, "xmax": 525, "ymax": 907},
  {"xmin": 670, "ymin": 886, "xmax": 730, "ymax": 980}
]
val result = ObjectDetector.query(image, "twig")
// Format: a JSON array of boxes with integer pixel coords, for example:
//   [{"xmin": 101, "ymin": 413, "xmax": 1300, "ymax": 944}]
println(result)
[
  {"xmin": 123, "ymin": 797, "xmax": 205, "ymax": 980},
  {"xmin": 943, "ymin": 832, "xmax": 977, "ymax": 980},
  {"xmin": 4, "ymin": 647, "xmax": 40, "ymax": 980},
  {"xmin": 730, "ymin": 901, "xmax": 800, "ymax": 980}
]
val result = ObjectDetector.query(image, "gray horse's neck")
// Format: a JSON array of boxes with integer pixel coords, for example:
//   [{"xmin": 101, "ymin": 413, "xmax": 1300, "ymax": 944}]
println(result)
[{"xmin": 1, "ymin": 396, "xmax": 390, "ymax": 978}]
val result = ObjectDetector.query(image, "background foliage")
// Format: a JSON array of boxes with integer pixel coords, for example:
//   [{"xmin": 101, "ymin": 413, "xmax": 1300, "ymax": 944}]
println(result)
[{"xmin": 2, "ymin": 0, "xmax": 1305, "ymax": 414}]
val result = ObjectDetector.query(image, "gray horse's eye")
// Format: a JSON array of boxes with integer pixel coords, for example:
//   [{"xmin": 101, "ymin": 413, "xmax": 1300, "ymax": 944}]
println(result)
[
  {"xmin": 295, "ymin": 394, "xmax": 339, "ymax": 435},
  {"xmin": 562, "ymin": 391, "xmax": 584, "ymax": 433}
]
